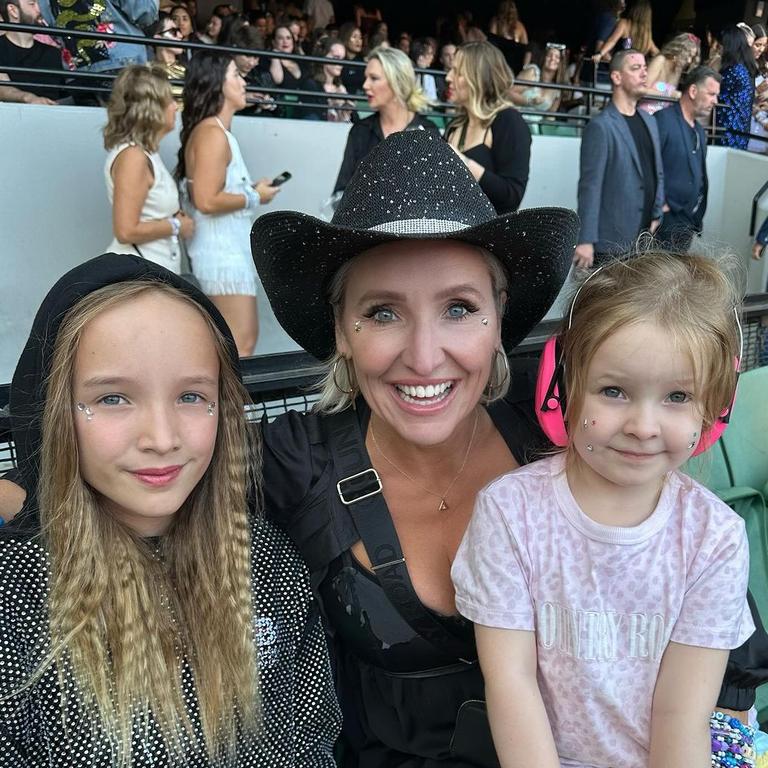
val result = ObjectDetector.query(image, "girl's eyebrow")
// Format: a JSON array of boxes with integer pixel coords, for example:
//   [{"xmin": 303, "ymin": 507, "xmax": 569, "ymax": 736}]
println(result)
[{"xmin": 80, "ymin": 375, "xmax": 218, "ymax": 388}]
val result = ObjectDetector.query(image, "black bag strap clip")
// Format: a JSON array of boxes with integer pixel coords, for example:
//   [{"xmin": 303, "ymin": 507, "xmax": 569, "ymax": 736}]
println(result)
[{"xmin": 323, "ymin": 406, "xmax": 476, "ymax": 664}]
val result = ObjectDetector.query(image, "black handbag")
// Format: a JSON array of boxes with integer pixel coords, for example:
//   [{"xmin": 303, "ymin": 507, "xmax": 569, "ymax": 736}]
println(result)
[{"xmin": 450, "ymin": 700, "xmax": 500, "ymax": 768}]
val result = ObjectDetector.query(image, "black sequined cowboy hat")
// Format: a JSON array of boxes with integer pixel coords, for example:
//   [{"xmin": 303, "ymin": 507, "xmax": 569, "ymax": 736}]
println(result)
[{"xmin": 251, "ymin": 130, "xmax": 579, "ymax": 361}]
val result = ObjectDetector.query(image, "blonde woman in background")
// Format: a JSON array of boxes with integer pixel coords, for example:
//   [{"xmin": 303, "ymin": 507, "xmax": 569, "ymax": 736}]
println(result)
[
  {"xmin": 446, "ymin": 41, "xmax": 531, "ymax": 213},
  {"xmin": 639, "ymin": 32, "xmax": 701, "ymax": 114},
  {"xmin": 332, "ymin": 45, "xmax": 439, "ymax": 194},
  {"xmin": 103, "ymin": 64, "xmax": 193, "ymax": 275},
  {"xmin": 594, "ymin": 0, "xmax": 659, "ymax": 60},
  {"xmin": 487, "ymin": 0, "xmax": 529, "ymax": 75}
]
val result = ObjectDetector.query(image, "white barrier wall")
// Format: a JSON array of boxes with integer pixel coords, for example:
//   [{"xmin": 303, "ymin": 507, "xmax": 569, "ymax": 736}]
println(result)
[{"xmin": 1, "ymin": 102, "xmax": 767, "ymax": 383}]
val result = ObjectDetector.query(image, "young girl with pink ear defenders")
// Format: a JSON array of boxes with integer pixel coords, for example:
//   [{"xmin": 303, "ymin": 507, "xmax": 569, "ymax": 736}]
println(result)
[{"xmin": 452, "ymin": 251, "xmax": 755, "ymax": 768}]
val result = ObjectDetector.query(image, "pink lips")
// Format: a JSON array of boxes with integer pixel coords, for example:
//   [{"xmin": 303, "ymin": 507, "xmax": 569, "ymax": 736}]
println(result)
[{"xmin": 131, "ymin": 465, "xmax": 183, "ymax": 487}]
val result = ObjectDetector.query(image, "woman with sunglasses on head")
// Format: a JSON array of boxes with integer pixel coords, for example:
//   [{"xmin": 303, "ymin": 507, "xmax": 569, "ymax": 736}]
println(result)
[
  {"xmin": 149, "ymin": 13, "xmax": 186, "ymax": 102},
  {"xmin": 0, "ymin": 253, "xmax": 341, "ymax": 766},
  {"xmin": 511, "ymin": 42, "xmax": 569, "ymax": 115},
  {"xmin": 445, "ymin": 41, "xmax": 531, "ymax": 214},
  {"xmin": 177, "ymin": 51, "xmax": 280, "ymax": 357},
  {"xmin": 638, "ymin": 33, "xmax": 701, "ymax": 115},
  {"xmin": 103, "ymin": 64, "xmax": 193, "ymax": 275}
]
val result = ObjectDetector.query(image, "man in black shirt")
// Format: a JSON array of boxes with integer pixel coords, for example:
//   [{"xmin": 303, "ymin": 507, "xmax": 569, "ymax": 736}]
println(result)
[
  {"xmin": 575, "ymin": 49, "xmax": 664, "ymax": 269},
  {"xmin": 0, "ymin": 0, "xmax": 65, "ymax": 104},
  {"xmin": 654, "ymin": 66, "xmax": 721, "ymax": 252}
]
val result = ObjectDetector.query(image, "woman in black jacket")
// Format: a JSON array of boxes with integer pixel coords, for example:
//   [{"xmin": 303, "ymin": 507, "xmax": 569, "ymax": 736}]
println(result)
[{"xmin": 445, "ymin": 41, "xmax": 531, "ymax": 214}]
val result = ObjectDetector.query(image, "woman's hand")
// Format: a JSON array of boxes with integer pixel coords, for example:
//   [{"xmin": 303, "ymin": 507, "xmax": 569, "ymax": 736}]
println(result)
[
  {"xmin": 254, "ymin": 178, "xmax": 280, "ymax": 205},
  {"xmin": 752, "ymin": 242, "xmax": 764, "ymax": 260},
  {"xmin": 176, "ymin": 211, "xmax": 195, "ymax": 239}
]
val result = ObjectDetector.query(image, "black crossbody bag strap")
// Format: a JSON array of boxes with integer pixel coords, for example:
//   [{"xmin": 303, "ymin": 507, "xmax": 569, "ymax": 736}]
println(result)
[{"xmin": 323, "ymin": 408, "xmax": 476, "ymax": 663}]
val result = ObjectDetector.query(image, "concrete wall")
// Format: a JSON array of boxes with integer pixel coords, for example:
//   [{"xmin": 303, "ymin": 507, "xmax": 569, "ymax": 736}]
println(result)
[{"xmin": 2, "ymin": 102, "xmax": 767, "ymax": 383}]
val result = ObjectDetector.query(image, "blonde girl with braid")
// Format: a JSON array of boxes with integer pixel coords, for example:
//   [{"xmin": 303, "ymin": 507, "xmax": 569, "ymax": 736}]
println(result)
[{"xmin": 0, "ymin": 254, "xmax": 340, "ymax": 767}]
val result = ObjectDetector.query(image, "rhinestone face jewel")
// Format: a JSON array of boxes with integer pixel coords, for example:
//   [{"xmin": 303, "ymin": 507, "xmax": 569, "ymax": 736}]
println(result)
[
  {"xmin": 76, "ymin": 402, "xmax": 94, "ymax": 421},
  {"xmin": 207, "ymin": 401, "xmax": 216, "ymax": 416}
]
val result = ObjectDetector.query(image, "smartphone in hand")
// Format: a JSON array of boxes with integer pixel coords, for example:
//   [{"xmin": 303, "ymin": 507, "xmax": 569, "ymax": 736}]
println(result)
[{"xmin": 271, "ymin": 171, "xmax": 292, "ymax": 186}]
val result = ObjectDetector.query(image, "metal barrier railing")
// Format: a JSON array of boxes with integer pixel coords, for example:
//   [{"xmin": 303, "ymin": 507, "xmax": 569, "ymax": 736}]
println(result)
[{"xmin": 0, "ymin": 20, "xmax": 707, "ymax": 129}]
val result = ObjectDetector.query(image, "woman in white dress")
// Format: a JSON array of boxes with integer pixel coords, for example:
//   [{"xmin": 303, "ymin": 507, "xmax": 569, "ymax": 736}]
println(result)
[
  {"xmin": 104, "ymin": 64, "xmax": 194, "ymax": 274},
  {"xmin": 177, "ymin": 51, "xmax": 279, "ymax": 357}
]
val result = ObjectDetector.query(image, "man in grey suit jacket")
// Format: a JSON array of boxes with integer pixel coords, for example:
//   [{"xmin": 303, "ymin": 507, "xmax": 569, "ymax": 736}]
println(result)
[
  {"xmin": 654, "ymin": 66, "xmax": 721, "ymax": 252},
  {"xmin": 574, "ymin": 49, "xmax": 665, "ymax": 269}
]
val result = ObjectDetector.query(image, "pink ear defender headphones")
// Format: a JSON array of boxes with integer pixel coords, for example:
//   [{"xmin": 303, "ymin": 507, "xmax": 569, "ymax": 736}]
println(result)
[{"xmin": 534, "ymin": 267, "xmax": 742, "ymax": 457}]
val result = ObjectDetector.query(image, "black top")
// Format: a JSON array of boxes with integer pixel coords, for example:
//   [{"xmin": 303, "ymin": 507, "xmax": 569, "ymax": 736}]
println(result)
[
  {"xmin": 0, "ymin": 36, "xmax": 64, "ymax": 100},
  {"xmin": 341, "ymin": 54, "xmax": 365, "ymax": 94},
  {"xmin": 332, "ymin": 113, "xmax": 441, "ymax": 194},
  {"xmin": 623, "ymin": 111, "xmax": 657, "ymax": 229},
  {"xmin": 445, "ymin": 108, "xmax": 531, "ymax": 214},
  {"xmin": 485, "ymin": 32, "xmax": 527, "ymax": 76},
  {"xmin": 261, "ymin": 363, "xmax": 548, "ymax": 767}
]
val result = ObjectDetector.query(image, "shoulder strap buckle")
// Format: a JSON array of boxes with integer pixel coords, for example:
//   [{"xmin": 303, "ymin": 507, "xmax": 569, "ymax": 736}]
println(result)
[{"xmin": 336, "ymin": 468, "xmax": 382, "ymax": 505}]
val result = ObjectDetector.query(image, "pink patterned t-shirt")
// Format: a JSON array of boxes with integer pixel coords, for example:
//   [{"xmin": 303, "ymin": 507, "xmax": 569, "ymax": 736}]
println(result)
[{"xmin": 451, "ymin": 453, "xmax": 754, "ymax": 768}]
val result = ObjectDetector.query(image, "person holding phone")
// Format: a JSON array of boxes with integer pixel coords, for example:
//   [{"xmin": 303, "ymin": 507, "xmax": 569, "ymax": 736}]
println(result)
[{"xmin": 177, "ymin": 51, "xmax": 279, "ymax": 357}]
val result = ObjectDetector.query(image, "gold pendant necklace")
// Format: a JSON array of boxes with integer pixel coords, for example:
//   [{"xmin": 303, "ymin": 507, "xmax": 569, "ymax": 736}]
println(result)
[{"xmin": 370, "ymin": 410, "xmax": 480, "ymax": 512}]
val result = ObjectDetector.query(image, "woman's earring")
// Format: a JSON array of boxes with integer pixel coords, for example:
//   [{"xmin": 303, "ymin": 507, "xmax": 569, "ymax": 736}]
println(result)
[
  {"xmin": 76, "ymin": 402, "xmax": 94, "ymax": 421},
  {"xmin": 207, "ymin": 402, "xmax": 216, "ymax": 416},
  {"xmin": 332, "ymin": 358, "xmax": 356, "ymax": 395},
  {"xmin": 485, "ymin": 348, "xmax": 510, "ymax": 397}
]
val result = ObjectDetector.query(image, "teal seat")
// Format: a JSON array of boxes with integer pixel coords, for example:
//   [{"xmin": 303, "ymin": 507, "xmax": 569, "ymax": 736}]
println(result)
[
  {"xmin": 720, "ymin": 366, "xmax": 768, "ymax": 493},
  {"xmin": 682, "ymin": 440, "xmax": 732, "ymax": 493}
]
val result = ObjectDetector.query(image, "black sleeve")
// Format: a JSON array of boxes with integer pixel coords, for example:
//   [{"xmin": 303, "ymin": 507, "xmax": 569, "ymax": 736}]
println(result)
[
  {"xmin": 716, "ymin": 591, "xmax": 768, "ymax": 711},
  {"xmin": 478, "ymin": 108, "xmax": 531, "ymax": 213},
  {"xmin": 333, "ymin": 123, "xmax": 364, "ymax": 194},
  {"xmin": 0, "ymin": 468, "xmax": 24, "ymax": 491}
]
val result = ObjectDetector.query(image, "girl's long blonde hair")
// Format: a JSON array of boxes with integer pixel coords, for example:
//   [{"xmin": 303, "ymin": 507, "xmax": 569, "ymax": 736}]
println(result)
[
  {"xmin": 447, "ymin": 41, "xmax": 516, "ymax": 129},
  {"xmin": 36, "ymin": 281, "xmax": 260, "ymax": 764}
]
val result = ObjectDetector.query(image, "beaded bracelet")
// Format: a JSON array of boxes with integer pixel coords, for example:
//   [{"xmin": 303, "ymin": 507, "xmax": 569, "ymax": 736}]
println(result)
[{"xmin": 711, "ymin": 711, "xmax": 756, "ymax": 768}]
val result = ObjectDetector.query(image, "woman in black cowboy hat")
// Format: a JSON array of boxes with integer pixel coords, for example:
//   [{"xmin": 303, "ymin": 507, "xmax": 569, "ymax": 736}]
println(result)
[{"xmin": 250, "ymin": 129, "xmax": 578, "ymax": 767}]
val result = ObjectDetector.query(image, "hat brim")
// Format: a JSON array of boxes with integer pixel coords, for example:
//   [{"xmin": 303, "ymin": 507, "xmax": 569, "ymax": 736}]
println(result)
[{"xmin": 251, "ymin": 206, "xmax": 579, "ymax": 361}]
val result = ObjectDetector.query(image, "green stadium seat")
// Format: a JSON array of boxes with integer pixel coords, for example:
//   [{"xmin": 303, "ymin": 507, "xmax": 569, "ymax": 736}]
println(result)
[{"xmin": 720, "ymin": 366, "xmax": 768, "ymax": 493}]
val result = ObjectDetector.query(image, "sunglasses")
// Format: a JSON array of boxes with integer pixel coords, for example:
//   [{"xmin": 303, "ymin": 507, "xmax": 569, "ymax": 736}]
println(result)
[{"xmin": 546, "ymin": 42, "xmax": 566, "ymax": 51}]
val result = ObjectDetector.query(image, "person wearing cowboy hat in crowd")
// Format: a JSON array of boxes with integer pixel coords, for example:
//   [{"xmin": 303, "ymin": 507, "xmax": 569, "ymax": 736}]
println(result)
[{"xmin": 252, "ymin": 129, "xmax": 768, "ymax": 768}]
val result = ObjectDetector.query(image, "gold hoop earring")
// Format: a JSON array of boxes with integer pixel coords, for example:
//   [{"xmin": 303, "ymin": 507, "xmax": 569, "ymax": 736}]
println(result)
[
  {"xmin": 485, "ymin": 348, "xmax": 510, "ymax": 397},
  {"xmin": 332, "ymin": 357, "xmax": 356, "ymax": 395}
]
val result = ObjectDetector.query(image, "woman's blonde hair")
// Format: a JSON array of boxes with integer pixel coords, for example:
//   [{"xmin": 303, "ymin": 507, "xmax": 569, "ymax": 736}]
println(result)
[
  {"xmin": 315, "ymin": 245, "xmax": 510, "ymax": 414},
  {"xmin": 660, "ymin": 33, "xmax": 701, "ymax": 73},
  {"xmin": 560, "ymin": 251, "xmax": 742, "ymax": 440},
  {"xmin": 36, "ymin": 281, "xmax": 260, "ymax": 764},
  {"xmin": 492, "ymin": 1, "xmax": 519, "ymax": 39},
  {"xmin": 366, "ymin": 45, "xmax": 430, "ymax": 112},
  {"xmin": 447, "ymin": 41, "xmax": 516, "ymax": 128},
  {"xmin": 104, "ymin": 64, "xmax": 173, "ymax": 152}
]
